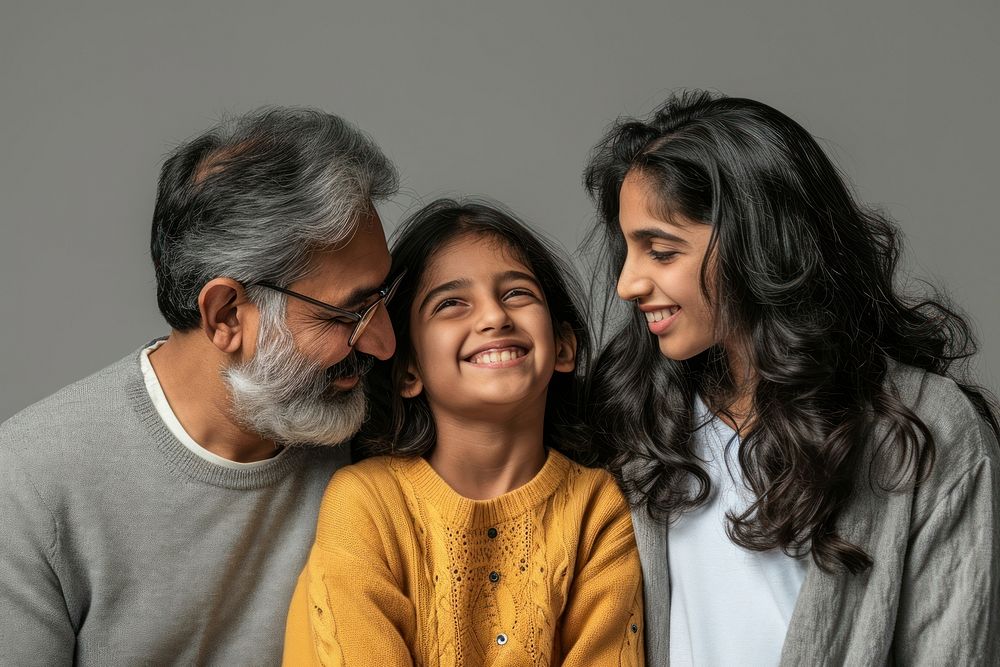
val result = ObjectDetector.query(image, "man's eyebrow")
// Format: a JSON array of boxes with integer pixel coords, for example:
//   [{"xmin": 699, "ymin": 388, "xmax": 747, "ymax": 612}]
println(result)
[
  {"xmin": 629, "ymin": 227, "xmax": 690, "ymax": 246},
  {"xmin": 336, "ymin": 256, "xmax": 396, "ymax": 309},
  {"xmin": 337, "ymin": 283, "xmax": 382, "ymax": 310},
  {"xmin": 418, "ymin": 278, "xmax": 471, "ymax": 313},
  {"xmin": 327, "ymin": 273, "xmax": 391, "ymax": 311}
]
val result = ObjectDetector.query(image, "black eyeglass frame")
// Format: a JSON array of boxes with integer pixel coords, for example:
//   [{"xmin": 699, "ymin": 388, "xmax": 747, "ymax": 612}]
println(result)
[{"xmin": 251, "ymin": 270, "xmax": 406, "ymax": 347}]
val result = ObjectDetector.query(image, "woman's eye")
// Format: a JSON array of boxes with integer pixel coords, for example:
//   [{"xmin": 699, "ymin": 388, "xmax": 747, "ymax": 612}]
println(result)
[{"xmin": 649, "ymin": 249, "xmax": 678, "ymax": 262}]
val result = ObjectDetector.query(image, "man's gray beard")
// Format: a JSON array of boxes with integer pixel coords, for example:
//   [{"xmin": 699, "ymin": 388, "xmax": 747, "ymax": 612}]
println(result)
[{"xmin": 222, "ymin": 300, "xmax": 367, "ymax": 447}]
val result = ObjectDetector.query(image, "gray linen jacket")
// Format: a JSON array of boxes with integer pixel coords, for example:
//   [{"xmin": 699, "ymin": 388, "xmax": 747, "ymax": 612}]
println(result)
[{"xmin": 631, "ymin": 363, "xmax": 1000, "ymax": 665}]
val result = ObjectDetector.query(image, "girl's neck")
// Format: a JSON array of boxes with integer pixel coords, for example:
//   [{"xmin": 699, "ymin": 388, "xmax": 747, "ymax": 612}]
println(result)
[{"xmin": 426, "ymin": 407, "xmax": 548, "ymax": 501}]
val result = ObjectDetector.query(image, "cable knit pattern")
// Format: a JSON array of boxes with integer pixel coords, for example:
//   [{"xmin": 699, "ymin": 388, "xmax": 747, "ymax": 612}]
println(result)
[{"xmin": 284, "ymin": 449, "xmax": 645, "ymax": 666}]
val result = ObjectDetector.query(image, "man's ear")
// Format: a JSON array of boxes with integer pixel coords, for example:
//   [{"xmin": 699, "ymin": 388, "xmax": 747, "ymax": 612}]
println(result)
[
  {"xmin": 198, "ymin": 278, "xmax": 252, "ymax": 354},
  {"xmin": 399, "ymin": 362, "xmax": 424, "ymax": 399},
  {"xmin": 554, "ymin": 322, "xmax": 577, "ymax": 373}
]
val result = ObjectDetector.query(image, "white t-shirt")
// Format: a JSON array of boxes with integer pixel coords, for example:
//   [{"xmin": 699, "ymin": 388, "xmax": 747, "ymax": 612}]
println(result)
[
  {"xmin": 668, "ymin": 396, "xmax": 807, "ymax": 666},
  {"xmin": 140, "ymin": 340, "xmax": 285, "ymax": 469}
]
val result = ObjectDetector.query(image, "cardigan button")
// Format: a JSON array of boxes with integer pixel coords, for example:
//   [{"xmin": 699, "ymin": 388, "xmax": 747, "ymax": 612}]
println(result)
[
  {"xmin": 489, "ymin": 571, "xmax": 501, "ymax": 583},
  {"xmin": 496, "ymin": 633, "xmax": 508, "ymax": 645},
  {"xmin": 631, "ymin": 623, "xmax": 638, "ymax": 633},
  {"xmin": 487, "ymin": 527, "xmax": 498, "ymax": 539}
]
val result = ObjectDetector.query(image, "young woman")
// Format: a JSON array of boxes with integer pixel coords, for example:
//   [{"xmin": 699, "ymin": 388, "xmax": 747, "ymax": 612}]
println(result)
[
  {"xmin": 284, "ymin": 200, "xmax": 644, "ymax": 666},
  {"xmin": 583, "ymin": 91, "xmax": 999, "ymax": 665}
]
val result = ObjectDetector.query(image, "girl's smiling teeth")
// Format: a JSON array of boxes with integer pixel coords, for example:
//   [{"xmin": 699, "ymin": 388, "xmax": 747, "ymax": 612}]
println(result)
[
  {"xmin": 644, "ymin": 306, "xmax": 680, "ymax": 322},
  {"xmin": 466, "ymin": 346, "xmax": 528, "ymax": 365}
]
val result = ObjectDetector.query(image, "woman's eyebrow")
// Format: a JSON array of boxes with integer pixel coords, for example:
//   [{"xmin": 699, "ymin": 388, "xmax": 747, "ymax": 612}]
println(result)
[
  {"xmin": 418, "ymin": 278, "xmax": 470, "ymax": 313},
  {"xmin": 629, "ymin": 227, "xmax": 689, "ymax": 246}
]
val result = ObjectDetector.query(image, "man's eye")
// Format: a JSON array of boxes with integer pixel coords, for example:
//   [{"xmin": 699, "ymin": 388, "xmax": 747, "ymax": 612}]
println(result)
[
  {"xmin": 325, "ymin": 315, "xmax": 357, "ymax": 325},
  {"xmin": 360, "ymin": 292, "xmax": 384, "ymax": 310}
]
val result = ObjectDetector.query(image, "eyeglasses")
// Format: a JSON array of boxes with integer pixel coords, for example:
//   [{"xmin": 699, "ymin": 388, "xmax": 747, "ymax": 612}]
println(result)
[{"xmin": 252, "ymin": 271, "xmax": 406, "ymax": 347}]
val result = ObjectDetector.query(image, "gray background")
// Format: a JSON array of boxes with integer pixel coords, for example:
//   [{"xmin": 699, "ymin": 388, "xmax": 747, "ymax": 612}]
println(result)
[{"xmin": 2, "ymin": 0, "xmax": 997, "ymax": 421}]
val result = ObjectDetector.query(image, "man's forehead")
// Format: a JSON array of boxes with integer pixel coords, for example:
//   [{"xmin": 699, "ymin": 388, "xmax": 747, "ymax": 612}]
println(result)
[
  {"xmin": 341, "ymin": 206, "xmax": 386, "ymax": 247},
  {"xmin": 294, "ymin": 218, "xmax": 391, "ymax": 307}
]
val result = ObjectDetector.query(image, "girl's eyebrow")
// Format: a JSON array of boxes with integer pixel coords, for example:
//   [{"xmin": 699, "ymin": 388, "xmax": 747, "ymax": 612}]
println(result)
[
  {"xmin": 498, "ymin": 270, "xmax": 541, "ymax": 287},
  {"xmin": 418, "ymin": 278, "xmax": 470, "ymax": 313},
  {"xmin": 630, "ymin": 227, "xmax": 690, "ymax": 246}
]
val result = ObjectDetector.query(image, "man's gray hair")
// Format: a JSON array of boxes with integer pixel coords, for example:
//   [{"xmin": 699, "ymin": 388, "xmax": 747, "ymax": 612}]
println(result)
[{"xmin": 150, "ymin": 107, "xmax": 398, "ymax": 330}]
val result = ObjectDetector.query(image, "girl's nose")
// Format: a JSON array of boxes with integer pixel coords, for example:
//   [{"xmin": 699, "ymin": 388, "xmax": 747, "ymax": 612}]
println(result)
[{"xmin": 476, "ymin": 299, "xmax": 513, "ymax": 333}]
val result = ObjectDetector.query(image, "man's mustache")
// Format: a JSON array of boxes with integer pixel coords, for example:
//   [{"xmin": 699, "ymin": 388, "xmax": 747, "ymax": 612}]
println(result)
[{"xmin": 325, "ymin": 351, "xmax": 376, "ymax": 382}]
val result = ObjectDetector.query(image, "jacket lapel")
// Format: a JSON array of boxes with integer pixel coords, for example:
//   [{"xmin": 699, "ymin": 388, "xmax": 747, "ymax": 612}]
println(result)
[{"xmin": 631, "ymin": 505, "xmax": 670, "ymax": 665}]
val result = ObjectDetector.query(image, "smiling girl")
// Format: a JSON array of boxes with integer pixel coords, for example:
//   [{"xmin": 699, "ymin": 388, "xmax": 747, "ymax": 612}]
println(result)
[
  {"xmin": 283, "ymin": 200, "xmax": 644, "ymax": 666},
  {"xmin": 584, "ymin": 90, "xmax": 1000, "ymax": 665}
]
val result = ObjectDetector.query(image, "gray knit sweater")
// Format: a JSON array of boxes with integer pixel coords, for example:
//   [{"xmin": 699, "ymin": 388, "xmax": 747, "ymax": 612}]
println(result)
[
  {"xmin": 0, "ymin": 346, "xmax": 348, "ymax": 666},
  {"xmin": 632, "ymin": 362, "xmax": 1000, "ymax": 665}
]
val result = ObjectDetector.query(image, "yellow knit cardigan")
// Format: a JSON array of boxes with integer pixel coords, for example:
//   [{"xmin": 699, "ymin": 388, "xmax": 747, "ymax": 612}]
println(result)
[{"xmin": 283, "ymin": 448, "xmax": 644, "ymax": 666}]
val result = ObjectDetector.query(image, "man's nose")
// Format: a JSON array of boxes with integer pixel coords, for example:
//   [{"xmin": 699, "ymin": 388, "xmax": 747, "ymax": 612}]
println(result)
[{"xmin": 354, "ymin": 303, "xmax": 396, "ymax": 360}]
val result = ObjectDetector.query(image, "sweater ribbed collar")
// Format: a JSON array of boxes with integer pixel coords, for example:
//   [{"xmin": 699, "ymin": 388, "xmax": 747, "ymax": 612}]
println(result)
[
  {"xmin": 395, "ymin": 448, "xmax": 572, "ymax": 526},
  {"xmin": 123, "ymin": 343, "xmax": 315, "ymax": 490}
]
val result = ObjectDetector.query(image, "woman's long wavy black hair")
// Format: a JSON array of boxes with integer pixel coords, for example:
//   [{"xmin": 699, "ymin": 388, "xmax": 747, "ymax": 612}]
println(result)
[
  {"xmin": 583, "ymin": 90, "xmax": 999, "ymax": 573},
  {"xmin": 357, "ymin": 198, "xmax": 594, "ymax": 463}
]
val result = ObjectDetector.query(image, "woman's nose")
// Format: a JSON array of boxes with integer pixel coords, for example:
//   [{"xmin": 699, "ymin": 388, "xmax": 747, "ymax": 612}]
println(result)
[{"xmin": 617, "ymin": 255, "xmax": 654, "ymax": 302}]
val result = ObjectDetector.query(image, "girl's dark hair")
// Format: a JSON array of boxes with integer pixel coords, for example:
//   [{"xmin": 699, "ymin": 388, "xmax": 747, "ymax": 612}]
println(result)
[
  {"xmin": 583, "ymin": 90, "xmax": 999, "ymax": 573},
  {"xmin": 358, "ymin": 198, "xmax": 594, "ymax": 463}
]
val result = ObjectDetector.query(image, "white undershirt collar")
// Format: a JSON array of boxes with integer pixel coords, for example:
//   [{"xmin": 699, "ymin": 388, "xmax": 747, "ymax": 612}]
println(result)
[{"xmin": 140, "ymin": 340, "xmax": 285, "ymax": 470}]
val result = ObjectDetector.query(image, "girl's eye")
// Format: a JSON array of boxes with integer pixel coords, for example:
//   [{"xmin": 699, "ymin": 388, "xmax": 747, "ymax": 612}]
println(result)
[
  {"xmin": 503, "ymin": 288, "xmax": 537, "ymax": 301},
  {"xmin": 432, "ymin": 298, "xmax": 463, "ymax": 314}
]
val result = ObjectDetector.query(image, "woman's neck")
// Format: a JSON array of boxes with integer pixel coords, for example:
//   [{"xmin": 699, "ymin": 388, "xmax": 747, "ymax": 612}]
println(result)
[
  {"xmin": 715, "ymin": 392, "xmax": 754, "ymax": 434},
  {"xmin": 714, "ymin": 342, "xmax": 757, "ymax": 434},
  {"xmin": 426, "ymin": 406, "xmax": 548, "ymax": 501}
]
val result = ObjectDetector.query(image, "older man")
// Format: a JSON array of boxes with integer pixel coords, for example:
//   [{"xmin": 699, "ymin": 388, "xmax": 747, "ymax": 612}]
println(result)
[{"xmin": 0, "ymin": 109, "xmax": 399, "ymax": 664}]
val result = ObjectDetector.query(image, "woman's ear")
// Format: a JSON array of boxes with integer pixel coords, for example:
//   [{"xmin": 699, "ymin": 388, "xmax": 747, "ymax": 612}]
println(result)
[
  {"xmin": 400, "ymin": 362, "xmax": 424, "ymax": 398},
  {"xmin": 199, "ymin": 278, "xmax": 251, "ymax": 355},
  {"xmin": 554, "ymin": 322, "xmax": 577, "ymax": 373}
]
